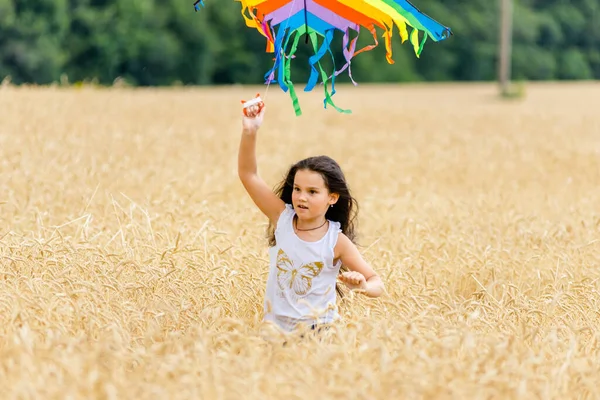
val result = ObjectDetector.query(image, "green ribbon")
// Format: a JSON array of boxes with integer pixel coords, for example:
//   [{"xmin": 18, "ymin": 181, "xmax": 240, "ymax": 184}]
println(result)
[{"xmin": 276, "ymin": 26, "xmax": 352, "ymax": 116}]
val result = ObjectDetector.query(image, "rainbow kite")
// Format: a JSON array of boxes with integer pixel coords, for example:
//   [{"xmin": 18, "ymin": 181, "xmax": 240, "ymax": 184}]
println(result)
[{"xmin": 194, "ymin": 0, "xmax": 452, "ymax": 115}]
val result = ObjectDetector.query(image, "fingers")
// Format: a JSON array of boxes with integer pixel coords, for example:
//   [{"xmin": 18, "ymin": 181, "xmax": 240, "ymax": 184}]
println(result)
[
  {"xmin": 243, "ymin": 107, "xmax": 258, "ymax": 118},
  {"xmin": 248, "ymin": 104, "xmax": 260, "ymax": 116},
  {"xmin": 243, "ymin": 102, "xmax": 266, "ymax": 119},
  {"xmin": 257, "ymin": 104, "xmax": 266, "ymax": 118},
  {"xmin": 339, "ymin": 271, "xmax": 365, "ymax": 286}
]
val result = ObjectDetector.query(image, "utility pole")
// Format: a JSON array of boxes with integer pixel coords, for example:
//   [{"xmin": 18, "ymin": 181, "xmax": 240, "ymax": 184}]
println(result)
[{"xmin": 498, "ymin": 0, "xmax": 513, "ymax": 96}]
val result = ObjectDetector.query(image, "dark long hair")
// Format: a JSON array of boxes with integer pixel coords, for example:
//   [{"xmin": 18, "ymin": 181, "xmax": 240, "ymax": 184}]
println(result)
[{"xmin": 267, "ymin": 155, "xmax": 359, "ymax": 297}]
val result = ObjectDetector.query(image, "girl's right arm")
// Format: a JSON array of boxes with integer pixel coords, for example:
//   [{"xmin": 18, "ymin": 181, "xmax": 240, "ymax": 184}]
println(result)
[{"xmin": 237, "ymin": 108, "xmax": 286, "ymax": 225}]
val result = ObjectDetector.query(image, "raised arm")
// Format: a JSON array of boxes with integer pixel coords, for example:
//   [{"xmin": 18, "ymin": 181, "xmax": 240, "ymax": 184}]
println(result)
[{"xmin": 237, "ymin": 107, "xmax": 286, "ymax": 225}]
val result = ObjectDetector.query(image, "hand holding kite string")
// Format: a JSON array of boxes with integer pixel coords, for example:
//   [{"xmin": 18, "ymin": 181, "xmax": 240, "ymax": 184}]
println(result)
[{"xmin": 241, "ymin": 93, "xmax": 265, "ymax": 132}]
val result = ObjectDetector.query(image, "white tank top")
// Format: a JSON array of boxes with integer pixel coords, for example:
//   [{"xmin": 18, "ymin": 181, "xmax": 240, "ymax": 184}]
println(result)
[{"xmin": 264, "ymin": 204, "xmax": 343, "ymax": 332}]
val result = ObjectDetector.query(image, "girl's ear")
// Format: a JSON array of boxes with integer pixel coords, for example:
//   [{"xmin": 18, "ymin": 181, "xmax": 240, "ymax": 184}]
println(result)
[{"xmin": 329, "ymin": 193, "xmax": 340, "ymax": 205}]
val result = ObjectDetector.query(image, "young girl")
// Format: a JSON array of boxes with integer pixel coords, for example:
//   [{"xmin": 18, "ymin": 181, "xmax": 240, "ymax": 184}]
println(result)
[{"xmin": 238, "ymin": 104, "xmax": 385, "ymax": 333}]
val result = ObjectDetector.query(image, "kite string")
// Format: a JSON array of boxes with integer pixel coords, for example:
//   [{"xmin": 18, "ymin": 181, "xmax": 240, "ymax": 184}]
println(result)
[{"xmin": 263, "ymin": 0, "xmax": 298, "ymax": 104}]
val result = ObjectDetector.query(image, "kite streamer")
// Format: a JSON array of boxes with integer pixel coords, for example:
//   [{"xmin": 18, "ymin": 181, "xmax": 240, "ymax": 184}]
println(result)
[{"xmin": 195, "ymin": 0, "xmax": 452, "ymax": 115}]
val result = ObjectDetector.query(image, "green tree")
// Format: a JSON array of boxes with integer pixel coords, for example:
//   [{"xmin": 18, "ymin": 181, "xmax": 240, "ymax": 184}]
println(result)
[{"xmin": 0, "ymin": 0, "xmax": 598, "ymax": 86}]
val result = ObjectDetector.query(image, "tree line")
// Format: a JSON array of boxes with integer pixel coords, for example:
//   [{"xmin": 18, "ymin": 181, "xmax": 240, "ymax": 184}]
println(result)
[{"xmin": 0, "ymin": 0, "xmax": 598, "ymax": 86}]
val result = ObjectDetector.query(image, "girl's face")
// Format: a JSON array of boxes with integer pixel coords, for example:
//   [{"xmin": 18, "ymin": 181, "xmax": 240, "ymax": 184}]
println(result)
[{"xmin": 292, "ymin": 169, "xmax": 338, "ymax": 220}]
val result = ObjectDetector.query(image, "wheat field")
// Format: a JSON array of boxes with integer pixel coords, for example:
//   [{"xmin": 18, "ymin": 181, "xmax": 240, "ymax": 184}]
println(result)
[{"xmin": 1, "ymin": 82, "xmax": 599, "ymax": 399}]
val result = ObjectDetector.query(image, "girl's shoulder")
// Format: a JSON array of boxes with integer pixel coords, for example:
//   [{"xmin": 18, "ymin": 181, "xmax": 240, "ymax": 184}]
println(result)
[
  {"xmin": 280, "ymin": 203, "xmax": 295, "ymax": 220},
  {"xmin": 333, "ymin": 231, "xmax": 353, "ymax": 260},
  {"xmin": 274, "ymin": 203, "xmax": 295, "ymax": 231},
  {"xmin": 328, "ymin": 218, "xmax": 342, "ymax": 233}
]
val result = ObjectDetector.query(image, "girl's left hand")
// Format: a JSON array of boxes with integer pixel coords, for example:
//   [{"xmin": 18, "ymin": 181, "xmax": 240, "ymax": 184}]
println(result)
[{"xmin": 339, "ymin": 271, "xmax": 367, "ymax": 291}]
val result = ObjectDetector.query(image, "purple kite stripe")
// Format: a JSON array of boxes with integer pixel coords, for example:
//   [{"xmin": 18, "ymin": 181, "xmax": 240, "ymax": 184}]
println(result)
[{"xmin": 264, "ymin": 0, "xmax": 359, "ymax": 33}]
